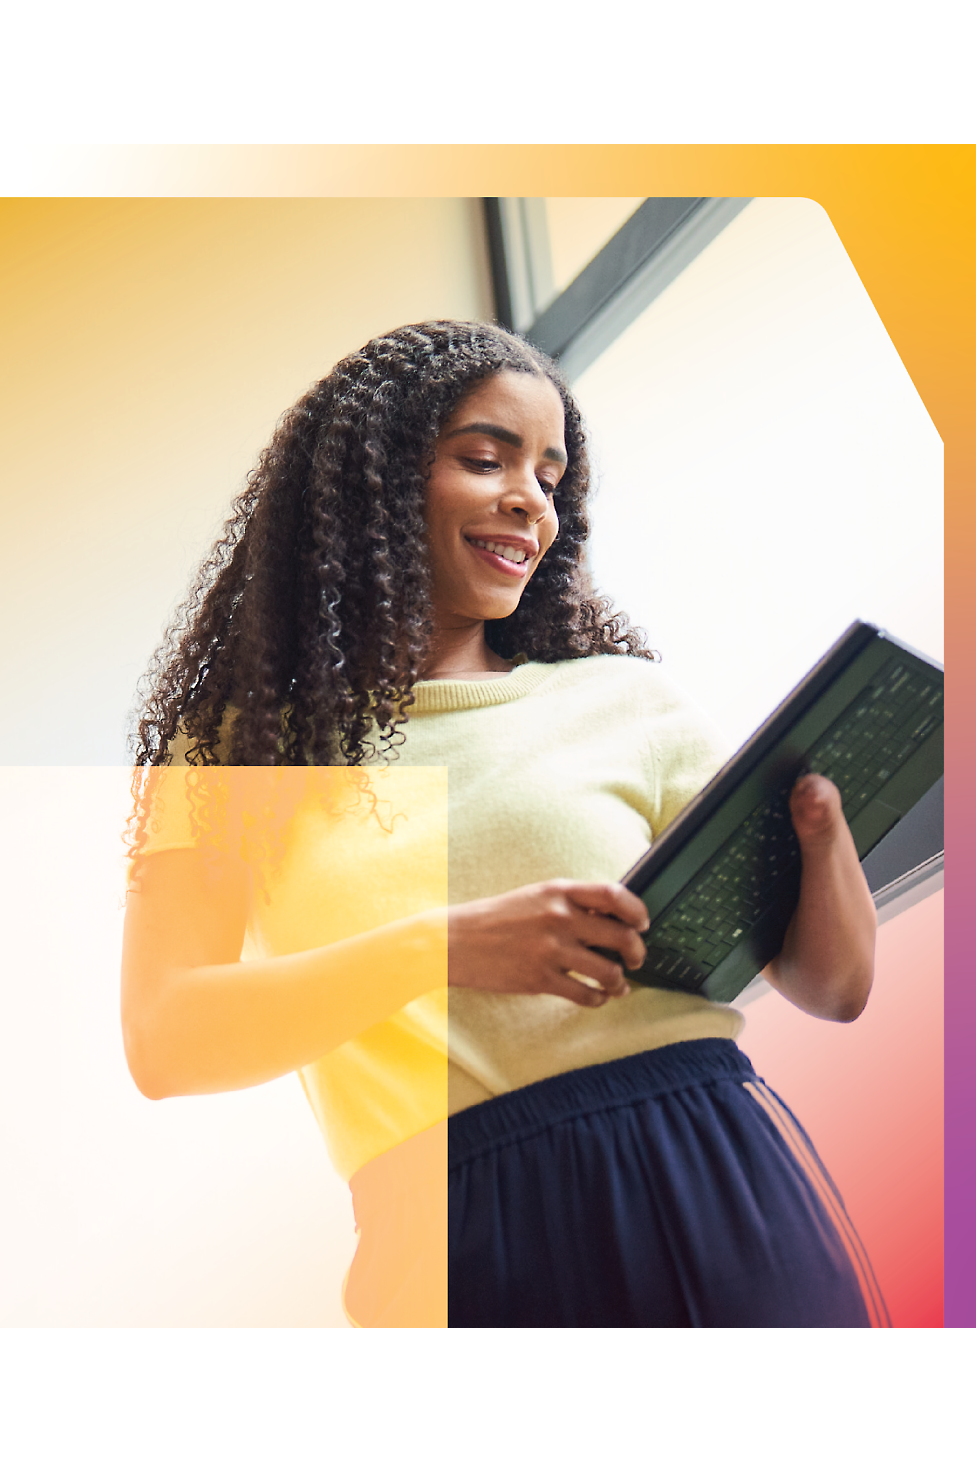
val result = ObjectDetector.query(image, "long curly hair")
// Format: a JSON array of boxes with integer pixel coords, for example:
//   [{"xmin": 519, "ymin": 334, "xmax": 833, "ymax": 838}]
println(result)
[{"xmin": 131, "ymin": 319, "xmax": 653, "ymax": 783}]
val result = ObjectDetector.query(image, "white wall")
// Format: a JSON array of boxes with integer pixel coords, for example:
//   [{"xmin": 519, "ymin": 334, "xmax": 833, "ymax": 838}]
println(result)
[{"xmin": 575, "ymin": 196, "xmax": 943, "ymax": 753}]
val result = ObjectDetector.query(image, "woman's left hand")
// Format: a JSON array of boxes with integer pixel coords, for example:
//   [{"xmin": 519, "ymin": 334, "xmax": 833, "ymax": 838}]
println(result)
[{"xmin": 762, "ymin": 773, "xmax": 877, "ymax": 1021}]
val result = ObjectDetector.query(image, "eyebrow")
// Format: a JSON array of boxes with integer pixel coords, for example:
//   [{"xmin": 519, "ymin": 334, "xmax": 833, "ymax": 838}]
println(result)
[{"xmin": 443, "ymin": 420, "xmax": 568, "ymax": 466}]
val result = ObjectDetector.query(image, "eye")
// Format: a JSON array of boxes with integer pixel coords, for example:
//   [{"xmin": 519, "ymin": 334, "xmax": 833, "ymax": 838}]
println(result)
[{"xmin": 465, "ymin": 457, "xmax": 500, "ymax": 473}]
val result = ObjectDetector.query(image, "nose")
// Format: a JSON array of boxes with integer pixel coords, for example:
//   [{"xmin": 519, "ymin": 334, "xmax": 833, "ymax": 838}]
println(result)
[{"xmin": 500, "ymin": 464, "xmax": 552, "ymax": 524}]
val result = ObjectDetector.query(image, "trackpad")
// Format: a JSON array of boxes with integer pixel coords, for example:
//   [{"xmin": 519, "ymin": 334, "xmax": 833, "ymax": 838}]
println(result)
[{"xmin": 849, "ymin": 798, "xmax": 903, "ymax": 854}]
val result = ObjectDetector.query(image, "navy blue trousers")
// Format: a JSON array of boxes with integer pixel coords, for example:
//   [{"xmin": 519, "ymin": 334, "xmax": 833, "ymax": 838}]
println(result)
[{"xmin": 448, "ymin": 1039, "xmax": 889, "ymax": 1328}]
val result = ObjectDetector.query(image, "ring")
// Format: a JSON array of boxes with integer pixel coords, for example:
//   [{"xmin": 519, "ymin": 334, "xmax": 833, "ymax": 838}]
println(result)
[{"xmin": 566, "ymin": 970, "xmax": 604, "ymax": 990}]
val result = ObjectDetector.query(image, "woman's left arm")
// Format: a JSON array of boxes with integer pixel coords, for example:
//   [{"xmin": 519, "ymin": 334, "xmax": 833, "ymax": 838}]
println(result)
[{"xmin": 763, "ymin": 774, "xmax": 877, "ymax": 1022}]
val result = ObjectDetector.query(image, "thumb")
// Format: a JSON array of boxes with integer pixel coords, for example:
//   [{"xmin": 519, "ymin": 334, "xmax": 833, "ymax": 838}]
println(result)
[{"xmin": 789, "ymin": 773, "xmax": 844, "ymax": 846}]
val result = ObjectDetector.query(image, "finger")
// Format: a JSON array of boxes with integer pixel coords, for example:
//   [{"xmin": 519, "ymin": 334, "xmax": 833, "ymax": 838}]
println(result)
[
  {"xmin": 573, "ymin": 912, "xmax": 647, "ymax": 971},
  {"xmin": 548, "ymin": 970, "xmax": 616, "ymax": 1008},
  {"xmin": 562, "ymin": 946, "xmax": 631, "ymax": 995},
  {"xmin": 561, "ymin": 881, "xmax": 649, "ymax": 932}
]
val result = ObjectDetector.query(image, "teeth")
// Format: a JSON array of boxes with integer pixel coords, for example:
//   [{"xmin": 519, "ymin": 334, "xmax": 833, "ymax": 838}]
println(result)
[{"xmin": 472, "ymin": 539, "xmax": 528, "ymax": 564}]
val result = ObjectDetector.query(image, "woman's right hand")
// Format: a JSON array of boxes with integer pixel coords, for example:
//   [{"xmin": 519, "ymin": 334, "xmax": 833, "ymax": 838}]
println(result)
[{"xmin": 447, "ymin": 880, "xmax": 650, "ymax": 1008}]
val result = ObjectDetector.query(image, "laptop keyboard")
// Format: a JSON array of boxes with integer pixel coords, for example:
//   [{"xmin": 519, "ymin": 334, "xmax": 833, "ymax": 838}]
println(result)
[{"xmin": 640, "ymin": 657, "xmax": 943, "ymax": 987}]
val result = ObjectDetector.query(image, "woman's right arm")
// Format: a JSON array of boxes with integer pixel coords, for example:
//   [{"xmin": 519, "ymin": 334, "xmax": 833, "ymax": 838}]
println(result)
[
  {"xmin": 121, "ymin": 848, "xmax": 447, "ymax": 1099},
  {"xmin": 121, "ymin": 854, "xmax": 647, "ymax": 1100}
]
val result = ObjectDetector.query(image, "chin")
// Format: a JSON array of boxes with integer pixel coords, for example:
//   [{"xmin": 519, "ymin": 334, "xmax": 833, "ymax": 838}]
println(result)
[
  {"xmin": 455, "ymin": 586, "xmax": 522, "ymax": 623},
  {"xmin": 479, "ymin": 598, "xmax": 523, "ymax": 623}
]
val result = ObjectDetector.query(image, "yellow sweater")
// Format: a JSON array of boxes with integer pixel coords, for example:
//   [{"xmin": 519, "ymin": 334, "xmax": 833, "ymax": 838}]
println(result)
[{"xmin": 138, "ymin": 655, "xmax": 744, "ymax": 1179}]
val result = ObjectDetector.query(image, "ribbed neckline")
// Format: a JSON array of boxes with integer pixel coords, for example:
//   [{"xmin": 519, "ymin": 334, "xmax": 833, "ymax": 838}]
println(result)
[{"xmin": 410, "ymin": 661, "xmax": 561, "ymax": 713}]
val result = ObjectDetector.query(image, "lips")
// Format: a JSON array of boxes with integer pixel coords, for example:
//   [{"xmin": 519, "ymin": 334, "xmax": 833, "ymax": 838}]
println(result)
[{"xmin": 465, "ymin": 535, "xmax": 538, "ymax": 576}]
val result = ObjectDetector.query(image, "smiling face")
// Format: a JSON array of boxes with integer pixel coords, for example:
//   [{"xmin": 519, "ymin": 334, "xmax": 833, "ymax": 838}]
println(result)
[{"xmin": 424, "ymin": 370, "xmax": 567, "ymax": 633}]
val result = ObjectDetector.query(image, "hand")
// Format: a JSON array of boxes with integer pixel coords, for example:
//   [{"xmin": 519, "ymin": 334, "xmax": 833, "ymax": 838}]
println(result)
[
  {"xmin": 764, "ymin": 773, "xmax": 877, "ymax": 1021},
  {"xmin": 447, "ymin": 879, "xmax": 650, "ymax": 1008}
]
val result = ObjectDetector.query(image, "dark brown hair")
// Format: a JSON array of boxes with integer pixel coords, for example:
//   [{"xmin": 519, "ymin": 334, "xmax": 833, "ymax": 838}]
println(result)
[{"xmin": 131, "ymin": 319, "xmax": 652, "ymax": 780}]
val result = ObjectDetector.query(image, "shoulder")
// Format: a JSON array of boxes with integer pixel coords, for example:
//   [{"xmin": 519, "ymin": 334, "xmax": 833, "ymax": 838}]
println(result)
[
  {"xmin": 536, "ymin": 655, "xmax": 731, "ymax": 761},
  {"xmin": 526, "ymin": 653, "xmax": 693, "ymax": 709}
]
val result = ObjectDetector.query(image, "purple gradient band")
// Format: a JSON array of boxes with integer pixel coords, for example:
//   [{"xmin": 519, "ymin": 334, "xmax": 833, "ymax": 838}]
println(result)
[{"xmin": 945, "ymin": 675, "xmax": 970, "ymax": 1326}]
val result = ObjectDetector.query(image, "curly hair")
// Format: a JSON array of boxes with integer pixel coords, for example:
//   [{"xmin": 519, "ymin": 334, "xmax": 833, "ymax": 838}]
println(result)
[{"xmin": 131, "ymin": 319, "xmax": 654, "ymax": 783}]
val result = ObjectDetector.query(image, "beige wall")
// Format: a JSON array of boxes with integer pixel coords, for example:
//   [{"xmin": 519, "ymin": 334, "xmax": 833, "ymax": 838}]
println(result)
[{"xmin": 1, "ymin": 197, "xmax": 492, "ymax": 763}]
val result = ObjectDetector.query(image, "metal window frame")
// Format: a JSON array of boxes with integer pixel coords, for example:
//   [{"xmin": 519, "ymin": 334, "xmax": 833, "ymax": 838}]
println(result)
[
  {"xmin": 484, "ymin": 197, "xmax": 554, "ymax": 335},
  {"xmin": 527, "ymin": 196, "xmax": 751, "ymax": 380},
  {"xmin": 483, "ymin": 196, "xmax": 944, "ymax": 928}
]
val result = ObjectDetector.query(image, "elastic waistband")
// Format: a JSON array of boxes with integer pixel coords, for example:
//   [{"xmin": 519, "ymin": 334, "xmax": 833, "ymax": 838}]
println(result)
[{"xmin": 448, "ymin": 1038, "xmax": 755, "ymax": 1170}]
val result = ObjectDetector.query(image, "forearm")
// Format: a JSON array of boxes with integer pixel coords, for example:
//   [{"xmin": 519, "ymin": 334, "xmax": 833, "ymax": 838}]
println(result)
[
  {"xmin": 125, "ymin": 909, "xmax": 447, "ymax": 1099},
  {"xmin": 764, "ymin": 838, "xmax": 876, "ymax": 1022}
]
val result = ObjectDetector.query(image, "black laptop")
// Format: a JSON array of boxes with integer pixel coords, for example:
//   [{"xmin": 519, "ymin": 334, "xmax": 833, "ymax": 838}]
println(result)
[{"xmin": 604, "ymin": 621, "xmax": 944, "ymax": 1004}]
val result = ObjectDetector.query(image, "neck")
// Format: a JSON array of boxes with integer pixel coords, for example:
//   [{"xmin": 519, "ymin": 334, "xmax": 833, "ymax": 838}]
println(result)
[{"xmin": 422, "ymin": 622, "xmax": 513, "ymax": 680}]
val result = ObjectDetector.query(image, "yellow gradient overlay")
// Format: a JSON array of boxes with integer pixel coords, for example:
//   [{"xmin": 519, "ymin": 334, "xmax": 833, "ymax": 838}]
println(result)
[{"xmin": 128, "ymin": 764, "xmax": 448, "ymax": 1326}]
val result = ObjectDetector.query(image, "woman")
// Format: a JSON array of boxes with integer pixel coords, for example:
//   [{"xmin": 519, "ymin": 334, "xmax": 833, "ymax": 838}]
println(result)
[{"xmin": 122, "ymin": 320, "xmax": 886, "ymax": 1328}]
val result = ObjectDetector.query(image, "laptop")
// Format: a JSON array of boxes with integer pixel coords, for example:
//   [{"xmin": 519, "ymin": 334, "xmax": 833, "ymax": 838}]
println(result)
[{"xmin": 602, "ymin": 621, "xmax": 944, "ymax": 1004}]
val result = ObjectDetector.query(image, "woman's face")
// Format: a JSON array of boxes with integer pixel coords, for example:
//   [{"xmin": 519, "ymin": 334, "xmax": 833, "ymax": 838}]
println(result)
[{"xmin": 424, "ymin": 370, "xmax": 567, "ymax": 628}]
